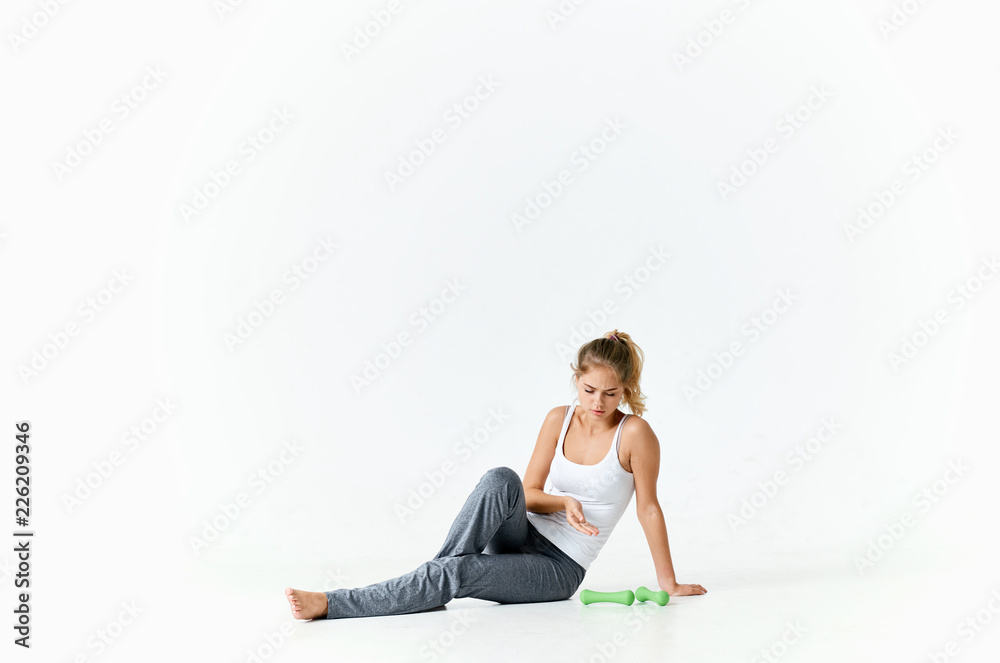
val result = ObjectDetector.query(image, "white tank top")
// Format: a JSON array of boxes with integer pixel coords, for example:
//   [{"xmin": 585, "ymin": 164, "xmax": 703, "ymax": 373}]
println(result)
[{"xmin": 526, "ymin": 402, "xmax": 635, "ymax": 571}]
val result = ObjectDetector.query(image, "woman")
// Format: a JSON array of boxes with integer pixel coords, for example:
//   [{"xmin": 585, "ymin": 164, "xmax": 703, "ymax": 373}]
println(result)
[{"xmin": 285, "ymin": 329, "xmax": 706, "ymax": 620}]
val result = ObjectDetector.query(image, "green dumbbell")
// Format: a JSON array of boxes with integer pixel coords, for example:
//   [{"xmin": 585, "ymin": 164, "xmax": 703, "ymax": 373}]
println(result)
[
  {"xmin": 579, "ymin": 589, "xmax": 635, "ymax": 606},
  {"xmin": 635, "ymin": 586, "xmax": 669, "ymax": 606}
]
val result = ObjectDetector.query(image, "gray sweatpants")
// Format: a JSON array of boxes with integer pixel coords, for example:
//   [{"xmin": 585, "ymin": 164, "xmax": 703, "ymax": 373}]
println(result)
[{"xmin": 323, "ymin": 466, "xmax": 586, "ymax": 619}]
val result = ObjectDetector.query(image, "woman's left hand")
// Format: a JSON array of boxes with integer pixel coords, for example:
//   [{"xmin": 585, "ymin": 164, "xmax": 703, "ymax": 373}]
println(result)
[{"xmin": 659, "ymin": 580, "xmax": 707, "ymax": 596}]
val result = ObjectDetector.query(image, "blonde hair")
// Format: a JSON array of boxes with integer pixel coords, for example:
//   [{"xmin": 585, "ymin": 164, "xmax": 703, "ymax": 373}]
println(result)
[{"xmin": 569, "ymin": 329, "xmax": 647, "ymax": 417}]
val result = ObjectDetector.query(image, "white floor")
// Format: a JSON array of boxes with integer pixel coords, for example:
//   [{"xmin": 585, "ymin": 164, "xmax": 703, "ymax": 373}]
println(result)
[{"xmin": 85, "ymin": 541, "xmax": 993, "ymax": 663}]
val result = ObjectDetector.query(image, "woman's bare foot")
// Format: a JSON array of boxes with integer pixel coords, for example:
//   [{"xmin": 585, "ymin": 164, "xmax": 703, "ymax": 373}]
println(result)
[{"xmin": 285, "ymin": 587, "xmax": 328, "ymax": 620}]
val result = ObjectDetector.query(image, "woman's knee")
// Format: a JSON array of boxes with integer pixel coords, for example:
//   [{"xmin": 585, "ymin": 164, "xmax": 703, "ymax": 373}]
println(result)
[
  {"xmin": 479, "ymin": 466, "xmax": 523, "ymax": 499},
  {"xmin": 481, "ymin": 466, "xmax": 520, "ymax": 486},
  {"xmin": 475, "ymin": 467, "xmax": 525, "ymax": 512}
]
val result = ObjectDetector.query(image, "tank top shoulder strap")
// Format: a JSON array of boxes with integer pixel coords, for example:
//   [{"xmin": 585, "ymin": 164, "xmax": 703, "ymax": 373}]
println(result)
[
  {"xmin": 557, "ymin": 404, "xmax": 574, "ymax": 450},
  {"xmin": 614, "ymin": 413, "xmax": 632, "ymax": 455}
]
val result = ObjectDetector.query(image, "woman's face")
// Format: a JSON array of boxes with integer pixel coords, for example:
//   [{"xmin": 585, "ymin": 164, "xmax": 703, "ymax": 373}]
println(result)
[{"xmin": 575, "ymin": 366, "xmax": 622, "ymax": 419}]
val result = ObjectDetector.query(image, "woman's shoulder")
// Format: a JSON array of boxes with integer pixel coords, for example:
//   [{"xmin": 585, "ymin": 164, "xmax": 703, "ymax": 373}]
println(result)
[
  {"xmin": 545, "ymin": 403, "xmax": 574, "ymax": 418},
  {"xmin": 540, "ymin": 404, "xmax": 571, "ymax": 427},
  {"xmin": 620, "ymin": 410, "xmax": 654, "ymax": 440}
]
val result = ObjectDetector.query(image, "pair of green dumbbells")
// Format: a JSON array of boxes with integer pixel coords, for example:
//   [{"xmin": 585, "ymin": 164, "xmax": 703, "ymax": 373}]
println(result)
[{"xmin": 580, "ymin": 586, "xmax": 669, "ymax": 607}]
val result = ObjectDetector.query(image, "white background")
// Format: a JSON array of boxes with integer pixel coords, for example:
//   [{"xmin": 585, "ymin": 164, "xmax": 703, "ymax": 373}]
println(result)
[{"xmin": 3, "ymin": 1, "xmax": 999, "ymax": 661}]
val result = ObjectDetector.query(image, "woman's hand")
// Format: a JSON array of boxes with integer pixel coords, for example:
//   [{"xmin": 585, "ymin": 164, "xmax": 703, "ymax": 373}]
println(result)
[
  {"xmin": 563, "ymin": 497, "xmax": 599, "ymax": 536},
  {"xmin": 659, "ymin": 580, "xmax": 707, "ymax": 596}
]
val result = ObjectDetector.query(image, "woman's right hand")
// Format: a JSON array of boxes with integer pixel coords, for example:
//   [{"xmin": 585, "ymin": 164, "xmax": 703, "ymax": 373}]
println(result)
[{"xmin": 564, "ymin": 496, "xmax": 599, "ymax": 536}]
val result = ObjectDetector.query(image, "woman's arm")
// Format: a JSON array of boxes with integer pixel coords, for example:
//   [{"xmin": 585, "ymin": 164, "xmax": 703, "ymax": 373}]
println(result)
[
  {"xmin": 525, "ymin": 487, "xmax": 566, "ymax": 514},
  {"xmin": 631, "ymin": 418, "xmax": 707, "ymax": 596},
  {"xmin": 523, "ymin": 407, "xmax": 569, "ymax": 514}
]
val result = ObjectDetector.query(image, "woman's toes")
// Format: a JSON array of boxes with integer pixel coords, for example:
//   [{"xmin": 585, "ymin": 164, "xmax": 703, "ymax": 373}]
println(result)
[{"xmin": 285, "ymin": 588, "xmax": 326, "ymax": 620}]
